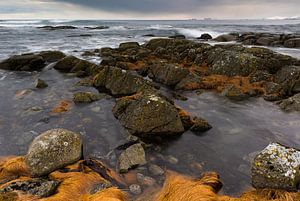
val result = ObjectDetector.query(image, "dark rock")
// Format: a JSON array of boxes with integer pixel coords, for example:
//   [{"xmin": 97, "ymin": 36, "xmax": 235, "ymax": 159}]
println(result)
[
  {"xmin": 38, "ymin": 51, "xmax": 66, "ymax": 63},
  {"xmin": 197, "ymin": 33, "xmax": 212, "ymax": 40},
  {"xmin": 143, "ymin": 34, "xmax": 156, "ymax": 37},
  {"xmin": 214, "ymin": 34, "xmax": 237, "ymax": 42},
  {"xmin": 25, "ymin": 129, "xmax": 82, "ymax": 177},
  {"xmin": 0, "ymin": 179, "xmax": 60, "ymax": 198},
  {"xmin": 93, "ymin": 66, "xmax": 154, "ymax": 96},
  {"xmin": 252, "ymin": 143, "xmax": 300, "ymax": 191},
  {"xmin": 275, "ymin": 66, "xmax": 300, "ymax": 94},
  {"xmin": 148, "ymin": 63, "xmax": 189, "ymax": 86},
  {"xmin": 35, "ymin": 78, "xmax": 48, "ymax": 89},
  {"xmin": 169, "ymin": 34, "xmax": 186, "ymax": 39},
  {"xmin": 278, "ymin": 93, "xmax": 300, "ymax": 112},
  {"xmin": 37, "ymin": 26, "xmax": 77, "ymax": 30},
  {"xmin": 284, "ymin": 38, "xmax": 300, "ymax": 48},
  {"xmin": 85, "ymin": 26, "xmax": 109, "ymax": 30},
  {"xmin": 118, "ymin": 143, "xmax": 146, "ymax": 173},
  {"xmin": 172, "ymin": 93, "xmax": 188, "ymax": 101},
  {"xmin": 119, "ymin": 42, "xmax": 140, "ymax": 50},
  {"xmin": 0, "ymin": 54, "xmax": 45, "ymax": 71},
  {"xmin": 73, "ymin": 92, "xmax": 102, "ymax": 103},
  {"xmin": 112, "ymin": 92, "xmax": 185, "ymax": 138},
  {"xmin": 67, "ymin": 34, "xmax": 93, "ymax": 38},
  {"xmin": 221, "ymin": 85, "xmax": 248, "ymax": 101},
  {"xmin": 256, "ymin": 37, "xmax": 274, "ymax": 46},
  {"xmin": 190, "ymin": 117, "xmax": 213, "ymax": 132}
]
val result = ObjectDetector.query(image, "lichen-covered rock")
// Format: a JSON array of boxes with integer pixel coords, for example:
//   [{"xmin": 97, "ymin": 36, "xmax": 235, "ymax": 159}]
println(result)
[
  {"xmin": 0, "ymin": 179, "xmax": 60, "ymax": 198},
  {"xmin": 0, "ymin": 54, "xmax": 45, "ymax": 71},
  {"xmin": 275, "ymin": 66, "xmax": 300, "ymax": 94},
  {"xmin": 278, "ymin": 93, "xmax": 300, "ymax": 112},
  {"xmin": 38, "ymin": 51, "xmax": 66, "ymax": 63},
  {"xmin": 221, "ymin": 85, "xmax": 248, "ymax": 101},
  {"xmin": 112, "ymin": 92, "xmax": 185, "ymax": 138},
  {"xmin": 148, "ymin": 63, "xmax": 189, "ymax": 86},
  {"xmin": 73, "ymin": 92, "xmax": 102, "ymax": 103},
  {"xmin": 25, "ymin": 129, "xmax": 82, "ymax": 177},
  {"xmin": 93, "ymin": 66, "xmax": 155, "ymax": 96},
  {"xmin": 35, "ymin": 78, "xmax": 48, "ymax": 88},
  {"xmin": 252, "ymin": 143, "xmax": 300, "ymax": 191},
  {"xmin": 118, "ymin": 143, "xmax": 146, "ymax": 173}
]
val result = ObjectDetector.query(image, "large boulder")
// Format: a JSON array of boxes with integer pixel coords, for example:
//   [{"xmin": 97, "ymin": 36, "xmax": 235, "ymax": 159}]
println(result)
[
  {"xmin": 214, "ymin": 34, "xmax": 237, "ymax": 42},
  {"xmin": 284, "ymin": 38, "xmax": 300, "ymax": 48},
  {"xmin": 256, "ymin": 37, "xmax": 274, "ymax": 46},
  {"xmin": 118, "ymin": 143, "xmax": 147, "ymax": 173},
  {"xmin": 93, "ymin": 66, "xmax": 154, "ymax": 96},
  {"xmin": 25, "ymin": 129, "xmax": 82, "ymax": 177},
  {"xmin": 53, "ymin": 56, "xmax": 98, "ymax": 76},
  {"xmin": 38, "ymin": 51, "xmax": 66, "ymax": 63},
  {"xmin": 278, "ymin": 93, "xmax": 300, "ymax": 112},
  {"xmin": 252, "ymin": 143, "xmax": 300, "ymax": 191},
  {"xmin": 112, "ymin": 92, "xmax": 185, "ymax": 138},
  {"xmin": 0, "ymin": 54, "xmax": 45, "ymax": 71},
  {"xmin": 148, "ymin": 63, "xmax": 189, "ymax": 86}
]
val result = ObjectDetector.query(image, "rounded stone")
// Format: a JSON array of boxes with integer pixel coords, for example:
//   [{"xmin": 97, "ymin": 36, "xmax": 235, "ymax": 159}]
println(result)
[
  {"xmin": 129, "ymin": 184, "xmax": 142, "ymax": 195},
  {"xmin": 25, "ymin": 129, "xmax": 82, "ymax": 177}
]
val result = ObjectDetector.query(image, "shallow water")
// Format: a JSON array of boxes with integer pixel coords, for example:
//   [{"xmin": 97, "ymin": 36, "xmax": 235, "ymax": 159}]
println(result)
[{"xmin": 0, "ymin": 65, "xmax": 299, "ymax": 195}]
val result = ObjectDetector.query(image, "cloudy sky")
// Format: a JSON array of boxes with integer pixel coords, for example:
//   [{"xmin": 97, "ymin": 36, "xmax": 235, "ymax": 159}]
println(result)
[{"xmin": 0, "ymin": 0, "xmax": 299, "ymax": 19}]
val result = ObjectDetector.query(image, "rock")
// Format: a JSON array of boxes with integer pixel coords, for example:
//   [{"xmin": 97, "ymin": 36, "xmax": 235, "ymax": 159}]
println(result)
[
  {"xmin": 256, "ymin": 37, "xmax": 274, "ymax": 46},
  {"xmin": 51, "ymin": 100, "xmax": 72, "ymax": 114},
  {"xmin": 149, "ymin": 164, "xmax": 164, "ymax": 176},
  {"xmin": 73, "ymin": 92, "xmax": 102, "ymax": 103},
  {"xmin": 93, "ymin": 66, "xmax": 154, "ymax": 96},
  {"xmin": 35, "ymin": 78, "xmax": 48, "ymax": 88},
  {"xmin": 190, "ymin": 117, "xmax": 212, "ymax": 132},
  {"xmin": 197, "ymin": 33, "xmax": 212, "ymax": 40},
  {"xmin": 112, "ymin": 92, "xmax": 185, "ymax": 138},
  {"xmin": 38, "ymin": 51, "xmax": 66, "ymax": 63},
  {"xmin": 129, "ymin": 184, "xmax": 142, "ymax": 195},
  {"xmin": 118, "ymin": 143, "xmax": 147, "ymax": 173},
  {"xmin": 275, "ymin": 66, "xmax": 300, "ymax": 94},
  {"xmin": 165, "ymin": 155, "xmax": 179, "ymax": 164},
  {"xmin": 175, "ymin": 73, "xmax": 202, "ymax": 90},
  {"xmin": 169, "ymin": 35, "xmax": 186, "ymax": 39},
  {"xmin": 252, "ymin": 143, "xmax": 300, "ymax": 191},
  {"xmin": 67, "ymin": 34, "xmax": 93, "ymax": 38},
  {"xmin": 0, "ymin": 179, "xmax": 60, "ymax": 198},
  {"xmin": 249, "ymin": 70, "xmax": 272, "ymax": 83},
  {"xmin": 278, "ymin": 93, "xmax": 300, "ymax": 112},
  {"xmin": 221, "ymin": 85, "xmax": 248, "ymax": 101},
  {"xmin": 37, "ymin": 26, "xmax": 77, "ymax": 30},
  {"xmin": 284, "ymin": 38, "xmax": 300, "ymax": 48},
  {"xmin": 148, "ymin": 63, "xmax": 189, "ymax": 86},
  {"xmin": 85, "ymin": 26, "xmax": 109, "ymax": 30},
  {"xmin": 136, "ymin": 173, "xmax": 156, "ymax": 186},
  {"xmin": 25, "ymin": 129, "xmax": 82, "ymax": 176},
  {"xmin": 119, "ymin": 42, "xmax": 140, "ymax": 50},
  {"xmin": 0, "ymin": 54, "xmax": 45, "ymax": 71},
  {"xmin": 145, "ymin": 38, "xmax": 173, "ymax": 50},
  {"xmin": 143, "ymin": 34, "xmax": 156, "ymax": 37},
  {"xmin": 53, "ymin": 56, "xmax": 98, "ymax": 76},
  {"xmin": 214, "ymin": 34, "xmax": 237, "ymax": 42}
]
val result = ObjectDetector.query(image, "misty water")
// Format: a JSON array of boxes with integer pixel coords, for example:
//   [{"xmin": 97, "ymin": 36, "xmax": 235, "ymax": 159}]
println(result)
[{"xmin": 0, "ymin": 19, "xmax": 300, "ymax": 195}]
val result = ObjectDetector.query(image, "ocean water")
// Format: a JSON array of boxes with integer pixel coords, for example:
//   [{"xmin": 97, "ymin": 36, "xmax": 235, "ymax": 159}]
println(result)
[
  {"xmin": 0, "ymin": 19, "xmax": 300, "ymax": 196},
  {"xmin": 0, "ymin": 19, "xmax": 300, "ymax": 61}
]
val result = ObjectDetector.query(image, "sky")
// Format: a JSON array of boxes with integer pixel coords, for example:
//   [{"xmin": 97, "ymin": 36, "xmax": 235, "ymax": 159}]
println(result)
[{"xmin": 0, "ymin": 0, "xmax": 299, "ymax": 20}]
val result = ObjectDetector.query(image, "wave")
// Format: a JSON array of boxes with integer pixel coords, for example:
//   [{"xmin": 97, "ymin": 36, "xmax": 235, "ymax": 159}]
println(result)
[
  {"xmin": 176, "ymin": 28, "xmax": 222, "ymax": 38},
  {"xmin": 149, "ymin": 24, "xmax": 173, "ymax": 30},
  {"xmin": 0, "ymin": 20, "xmax": 42, "ymax": 24}
]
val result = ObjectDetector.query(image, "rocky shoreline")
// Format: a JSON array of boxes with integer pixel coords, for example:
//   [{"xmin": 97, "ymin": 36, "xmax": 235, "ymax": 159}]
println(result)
[{"xmin": 0, "ymin": 38, "xmax": 299, "ymax": 200}]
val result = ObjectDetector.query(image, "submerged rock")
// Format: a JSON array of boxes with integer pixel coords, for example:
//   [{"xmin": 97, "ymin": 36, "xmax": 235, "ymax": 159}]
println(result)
[
  {"xmin": 0, "ymin": 54, "xmax": 45, "ymax": 71},
  {"xmin": 252, "ymin": 143, "xmax": 300, "ymax": 191},
  {"xmin": 25, "ymin": 129, "xmax": 82, "ymax": 177},
  {"xmin": 118, "ymin": 143, "xmax": 147, "ymax": 173},
  {"xmin": 73, "ymin": 92, "xmax": 102, "ymax": 103},
  {"xmin": 278, "ymin": 93, "xmax": 300, "ymax": 112},
  {"xmin": 35, "ymin": 78, "xmax": 48, "ymax": 89},
  {"xmin": 113, "ymin": 92, "xmax": 184, "ymax": 138},
  {"xmin": 0, "ymin": 179, "xmax": 60, "ymax": 198}
]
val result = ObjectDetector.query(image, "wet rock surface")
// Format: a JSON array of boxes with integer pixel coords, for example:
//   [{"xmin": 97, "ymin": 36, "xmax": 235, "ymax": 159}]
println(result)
[
  {"xmin": 35, "ymin": 78, "xmax": 48, "ymax": 89},
  {"xmin": 252, "ymin": 143, "xmax": 300, "ymax": 191},
  {"xmin": 25, "ymin": 129, "xmax": 82, "ymax": 176},
  {"xmin": 278, "ymin": 93, "xmax": 300, "ymax": 112},
  {"xmin": 73, "ymin": 92, "xmax": 102, "ymax": 103},
  {"xmin": 0, "ymin": 54, "xmax": 46, "ymax": 71}
]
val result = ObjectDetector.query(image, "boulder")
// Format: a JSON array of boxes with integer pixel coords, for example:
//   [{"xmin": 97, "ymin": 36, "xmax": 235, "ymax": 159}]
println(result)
[
  {"xmin": 25, "ymin": 129, "xmax": 82, "ymax": 177},
  {"xmin": 73, "ymin": 92, "xmax": 102, "ymax": 103},
  {"xmin": 252, "ymin": 143, "xmax": 300, "ymax": 191},
  {"xmin": 278, "ymin": 93, "xmax": 300, "ymax": 112},
  {"xmin": 53, "ymin": 56, "xmax": 98, "ymax": 76},
  {"xmin": 84, "ymin": 26, "xmax": 109, "ymax": 30},
  {"xmin": 256, "ymin": 37, "xmax": 274, "ymax": 46},
  {"xmin": 93, "ymin": 66, "xmax": 154, "ymax": 96},
  {"xmin": 112, "ymin": 92, "xmax": 185, "ymax": 138},
  {"xmin": 197, "ymin": 33, "xmax": 212, "ymax": 40},
  {"xmin": 119, "ymin": 42, "xmax": 140, "ymax": 50},
  {"xmin": 37, "ymin": 26, "xmax": 77, "ymax": 30},
  {"xmin": 118, "ymin": 143, "xmax": 146, "ymax": 173},
  {"xmin": 38, "ymin": 51, "xmax": 66, "ymax": 63},
  {"xmin": 284, "ymin": 38, "xmax": 300, "ymax": 48},
  {"xmin": 190, "ymin": 117, "xmax": 213, "ymax": 132},
  {"xmin": 214, "ymin": 34, "xmax": 237, "ymax": 42},
  {"xmin": 0, "ymin": 54, "xmax": 45, "ymax": 71},
  {"xmin": 148, "ymin": 63, "xmax": 189, "ymax": 86},
  {"xmin": 35, "ymin": 78, "xmax": 48, "ymax": 89},
  {"xmin": 275, "ymin": 66, "xmax": 300, "ymax": 94}
]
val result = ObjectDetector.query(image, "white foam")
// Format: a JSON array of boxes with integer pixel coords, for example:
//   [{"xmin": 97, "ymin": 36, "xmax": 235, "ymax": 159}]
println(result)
[{"xmin": 176, "ymin": 28, "xmax": 222, "ymax": 38}]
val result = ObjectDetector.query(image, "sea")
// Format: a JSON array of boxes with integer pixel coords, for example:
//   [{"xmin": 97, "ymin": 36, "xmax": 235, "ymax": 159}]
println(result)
[{"xmin": 0, "ymin": 19, "xmax": 300, "ymax": 196}]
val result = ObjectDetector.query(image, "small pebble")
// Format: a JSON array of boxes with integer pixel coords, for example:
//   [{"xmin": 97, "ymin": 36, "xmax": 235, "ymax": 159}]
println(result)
[
  {"xmin": 129, "ymin": 184, "xmax": 142, "ymax": 195},
  {"xmin": 166, "ymin": 155, "xmax": 179, "ymax": 164},
  {"xmin": 149, "ymin": 164, "xmax": 164, "ymax": 176}
]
